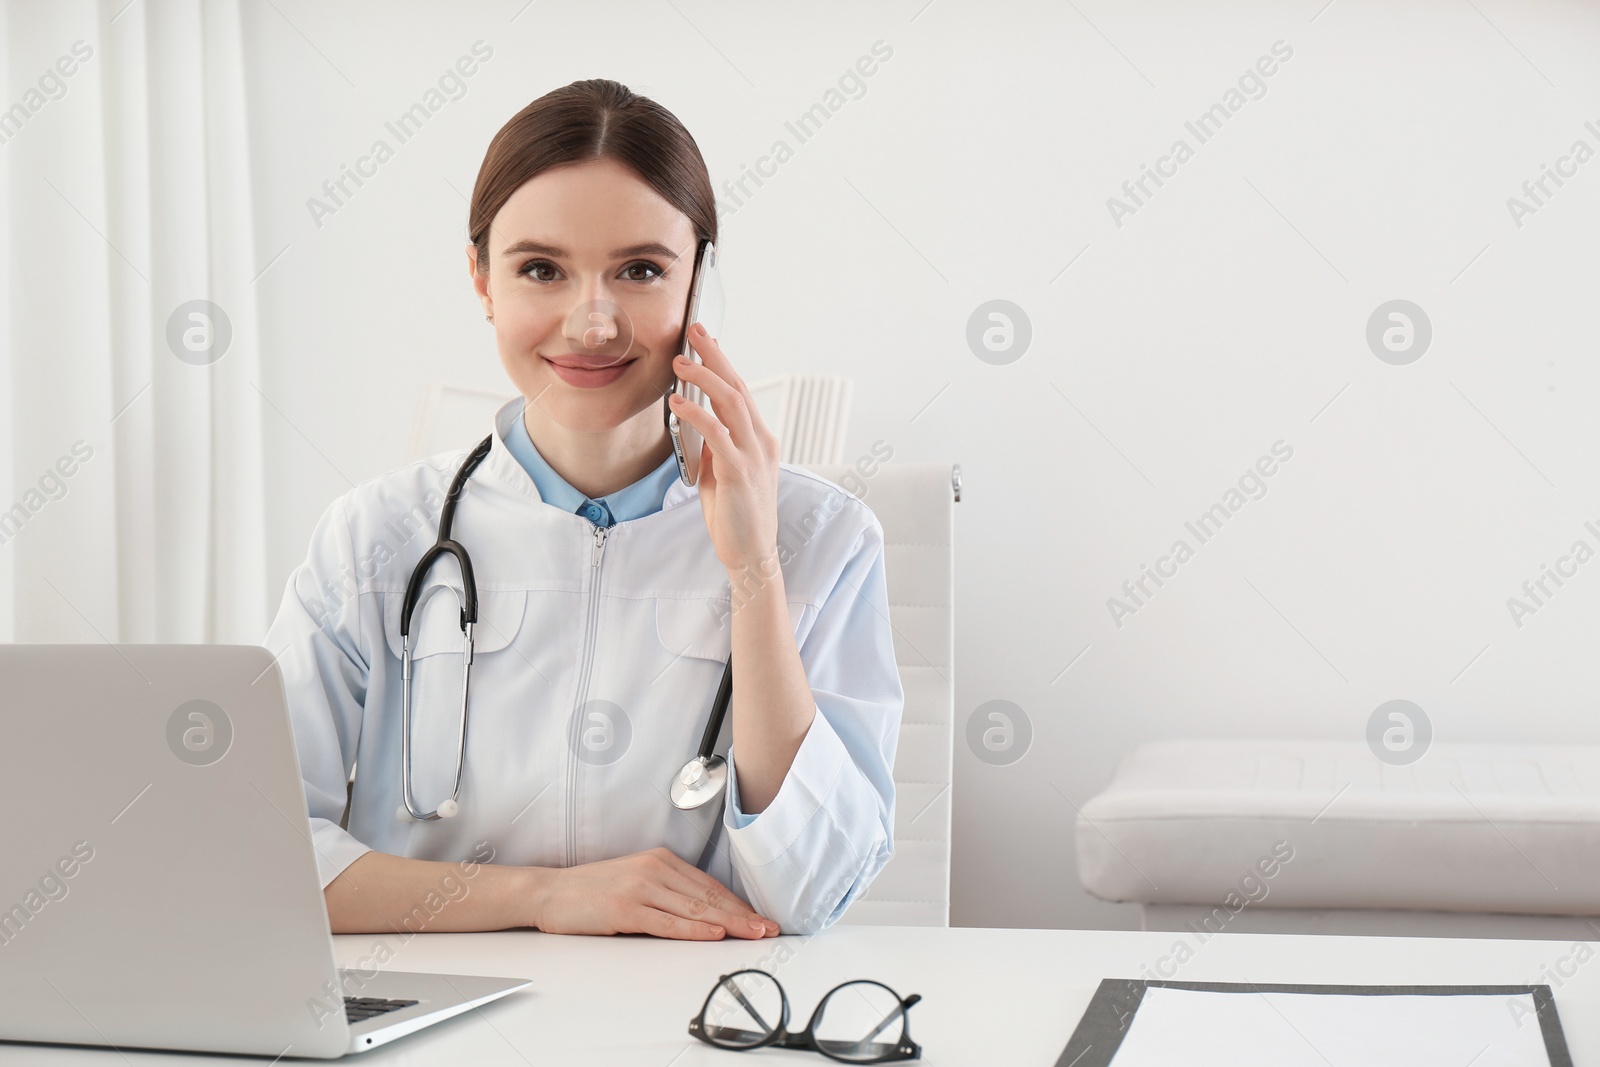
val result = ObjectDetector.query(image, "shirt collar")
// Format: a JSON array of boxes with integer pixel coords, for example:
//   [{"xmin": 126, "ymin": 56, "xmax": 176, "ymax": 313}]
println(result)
[{"xmin": 496, "ymin": 397, "xmax": 686, "ymax": 524}]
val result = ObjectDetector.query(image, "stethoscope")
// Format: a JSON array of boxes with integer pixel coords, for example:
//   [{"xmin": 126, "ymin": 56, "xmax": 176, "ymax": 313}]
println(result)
[{"xmin": 398, "ymin": 434, "xmax": 732, "ymax": 820}]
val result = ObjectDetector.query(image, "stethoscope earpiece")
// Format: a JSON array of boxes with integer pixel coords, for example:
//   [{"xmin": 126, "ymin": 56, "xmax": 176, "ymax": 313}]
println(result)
[{"xmin": 395, "ymin": 800, "xmax": 457, "ymax": 820}]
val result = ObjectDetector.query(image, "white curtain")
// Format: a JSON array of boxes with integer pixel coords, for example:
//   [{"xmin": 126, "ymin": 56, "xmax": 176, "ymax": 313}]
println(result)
[{"xmin": 1, "ymin": 0, "xmax": 267, "ymax": 644}]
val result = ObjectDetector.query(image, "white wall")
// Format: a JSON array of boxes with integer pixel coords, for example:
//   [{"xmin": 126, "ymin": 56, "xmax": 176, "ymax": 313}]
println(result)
[
  {"xmin": 0, "ymin": 0, "xmax": 13, "ymax": 644},
  {"xmin": 238, "ymin": 0, "xmax": 1600, "ymax": 931}
]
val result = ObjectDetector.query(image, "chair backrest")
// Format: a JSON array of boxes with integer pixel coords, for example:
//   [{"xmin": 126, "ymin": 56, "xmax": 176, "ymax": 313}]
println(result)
[
  {"xmin": 407, "ymin": 383, "xmax": 516, "ymax": 463},
  {"xmin": 750, "ymin": 376, "xmax": 852, "ymax": 464},
  {"xmin": 799, "ymin": 462, "xmax": 957, "ymax": 927},
  {"xmin": 407, "ymin": 377, "xmax": 853, "ymax": 465}
]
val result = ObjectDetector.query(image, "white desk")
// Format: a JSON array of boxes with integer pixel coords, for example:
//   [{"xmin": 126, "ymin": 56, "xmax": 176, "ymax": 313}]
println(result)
[{"xmin": 7, "ymin": 926, "xmax": 1599, "ymax": 1064}]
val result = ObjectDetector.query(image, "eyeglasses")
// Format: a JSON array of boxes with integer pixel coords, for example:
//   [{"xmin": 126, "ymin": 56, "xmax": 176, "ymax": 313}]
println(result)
[{"xmin": 687, "ymin": 968, "xmax": 922, "ymax": 1062}]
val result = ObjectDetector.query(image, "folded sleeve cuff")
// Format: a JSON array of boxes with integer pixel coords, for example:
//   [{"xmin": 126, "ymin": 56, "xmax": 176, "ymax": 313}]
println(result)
[
  {"xmin": 723, "ymin": 702, "xmax": 849, "ymax": 866},
  {"xmin": 311, "ymin": 818, "xmax": 374, "ymax": 890}
]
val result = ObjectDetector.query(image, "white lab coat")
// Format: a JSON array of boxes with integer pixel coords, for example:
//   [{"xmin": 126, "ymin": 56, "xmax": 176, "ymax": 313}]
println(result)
[{"xmin": 263, "ymin": 398, "xmax": 903, "ymax": 935}]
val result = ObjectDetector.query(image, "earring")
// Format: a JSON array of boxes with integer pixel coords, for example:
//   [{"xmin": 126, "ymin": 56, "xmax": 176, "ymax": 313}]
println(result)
[{"xmin": 484, "ymin": 314, "xmax": 493, "ymax": 324}]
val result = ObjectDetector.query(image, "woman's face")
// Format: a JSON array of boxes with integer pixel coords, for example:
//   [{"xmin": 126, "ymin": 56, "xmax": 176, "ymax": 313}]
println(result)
[{"xmin": 469, "ymin": 156, "xmax": 699, "ymax": 436}]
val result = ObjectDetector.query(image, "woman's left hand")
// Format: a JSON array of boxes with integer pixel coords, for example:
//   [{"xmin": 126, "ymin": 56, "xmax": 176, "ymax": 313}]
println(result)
[{"xmin": 668, "ymin": 323, "xmax": 780, "ymax": 574}]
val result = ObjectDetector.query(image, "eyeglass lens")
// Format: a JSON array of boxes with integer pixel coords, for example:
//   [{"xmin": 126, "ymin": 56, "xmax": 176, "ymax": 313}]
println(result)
[
  {"xmin": 813, "ymin": 980, "xmax": 909, "ymax": 1063},
  {"xmin": 702, "ymin": 971, "xmax": 785, "ymax": 1049}
]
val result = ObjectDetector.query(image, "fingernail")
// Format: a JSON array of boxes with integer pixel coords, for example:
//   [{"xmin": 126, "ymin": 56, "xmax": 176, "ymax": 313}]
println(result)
[{"xmin": 749, "ymin": 920, "xmax": 765, "ymax": 933}]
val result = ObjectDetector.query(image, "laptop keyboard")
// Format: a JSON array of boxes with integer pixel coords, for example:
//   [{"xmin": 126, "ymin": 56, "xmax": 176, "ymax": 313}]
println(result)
[{"xmin": 344, "ymin": 997, "xmax": 419, "ymax": 1023}]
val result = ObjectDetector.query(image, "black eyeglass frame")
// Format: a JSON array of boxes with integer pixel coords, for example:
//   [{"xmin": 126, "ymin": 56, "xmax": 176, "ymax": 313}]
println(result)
[{"xmin": 687, "ymin": 968, "xmax": 922, "ymax": 1062}]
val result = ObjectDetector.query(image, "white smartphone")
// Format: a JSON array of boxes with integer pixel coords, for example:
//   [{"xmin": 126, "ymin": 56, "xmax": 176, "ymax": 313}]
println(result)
[{"xmin": 665, "ymin": 239, "xmax": 725, "ymax": 487}]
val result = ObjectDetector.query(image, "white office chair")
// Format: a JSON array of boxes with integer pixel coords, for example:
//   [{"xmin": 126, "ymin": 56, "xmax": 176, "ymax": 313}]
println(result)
[
  {"xmin": 802, "ymin": 461, "xmax": 958, "ymax": 928},
  {"xmin": 407, "ymin": 378, "xmax": 853, "ymax": 465}
]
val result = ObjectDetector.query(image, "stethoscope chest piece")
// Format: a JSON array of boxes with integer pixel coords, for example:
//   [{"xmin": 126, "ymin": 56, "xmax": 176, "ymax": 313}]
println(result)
[
  {"xmin": 671, "ymin": 754, "xmax": 728, "ymax": 810},
  {"xmin": 671, "ymin": 657, "xmax": 735, "ymax": 810}
]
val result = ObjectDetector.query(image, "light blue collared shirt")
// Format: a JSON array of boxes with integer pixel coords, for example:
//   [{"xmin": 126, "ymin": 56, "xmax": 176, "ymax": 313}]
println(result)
[{"xmin": 504, "ymin": 402, "xmax": 680, "ymax": 528}]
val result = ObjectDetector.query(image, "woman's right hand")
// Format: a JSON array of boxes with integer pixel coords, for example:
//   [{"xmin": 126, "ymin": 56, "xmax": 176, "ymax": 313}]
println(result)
[{"xmin": 529, "ymin": 847, "xmax": 781, "ymax": 940}]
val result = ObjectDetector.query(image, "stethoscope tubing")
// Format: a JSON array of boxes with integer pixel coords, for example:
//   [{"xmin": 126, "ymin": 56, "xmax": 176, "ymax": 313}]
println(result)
[{"xmin": 398, "ymin": 434, "xmax": 732, "ymax": 821}]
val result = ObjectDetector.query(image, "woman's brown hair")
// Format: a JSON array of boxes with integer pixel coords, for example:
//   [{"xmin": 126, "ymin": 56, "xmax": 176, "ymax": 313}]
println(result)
[{"xmin": 469, "ymin": 78, "xmax": 717, "ymax": 275}]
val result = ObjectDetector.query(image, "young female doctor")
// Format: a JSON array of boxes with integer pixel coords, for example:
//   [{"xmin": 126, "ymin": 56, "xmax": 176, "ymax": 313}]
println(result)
[{"xmin": 264, "ymin": 79, "xmax": 903, "ymax": 942}]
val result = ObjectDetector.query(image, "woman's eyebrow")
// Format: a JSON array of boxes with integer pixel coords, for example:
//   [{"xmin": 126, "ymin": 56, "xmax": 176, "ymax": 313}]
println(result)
[{"xmin": 500, "ymin": 239, "xmax": 682, "ymax": 262}]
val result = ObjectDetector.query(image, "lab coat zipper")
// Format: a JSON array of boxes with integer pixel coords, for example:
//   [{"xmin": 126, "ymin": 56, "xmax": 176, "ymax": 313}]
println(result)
[{"xmin": 567, "ymin": 522, "xmax": 608, "ymax": 869}]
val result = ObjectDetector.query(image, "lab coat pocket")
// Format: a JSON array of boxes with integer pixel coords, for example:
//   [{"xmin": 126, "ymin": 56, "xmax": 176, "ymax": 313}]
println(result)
[
  {"xmin": 651, "ymin": 596, "xmax": 810, "ymax": 663},
  {"xmin": 380, "ymin": 583, "xmax": 528, "ymax": 806},
  {"xmin": 381, "ymin": 583, "xmax": 527, "ymax": 662},
  {"xmin": 653, "ymin": 596, "xmax": 733, "ymax": 663}
]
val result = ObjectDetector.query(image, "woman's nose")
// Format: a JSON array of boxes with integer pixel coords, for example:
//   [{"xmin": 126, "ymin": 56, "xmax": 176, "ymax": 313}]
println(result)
[
  {"xmin": 575, "ymin": 306, "xmax": 619, "ymax": 350},
  {"xmin": 563, "ymin": 289, "xmax": 631, "ymax": 355}
]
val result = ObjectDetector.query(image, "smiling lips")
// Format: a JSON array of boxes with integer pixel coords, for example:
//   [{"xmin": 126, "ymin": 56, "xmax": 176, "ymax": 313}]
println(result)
[{"xmin": 543, "ymin": 354, "xmax": 635, "ymax": 388}]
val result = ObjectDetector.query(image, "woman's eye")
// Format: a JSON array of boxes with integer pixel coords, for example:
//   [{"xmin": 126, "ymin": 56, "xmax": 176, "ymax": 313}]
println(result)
[
  {"xmin": 623, "ymin": 261, "xmax": 664, "ymax": 282},
  {"xmin": 520, "ymin": 259, "xmax": 560, "ymax": 283}
]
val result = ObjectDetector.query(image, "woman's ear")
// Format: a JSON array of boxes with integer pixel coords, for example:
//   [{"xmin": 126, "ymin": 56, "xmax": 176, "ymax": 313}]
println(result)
[{"xmin": 466, "ymin": 243, "xmax": 493, "ymax": 320}]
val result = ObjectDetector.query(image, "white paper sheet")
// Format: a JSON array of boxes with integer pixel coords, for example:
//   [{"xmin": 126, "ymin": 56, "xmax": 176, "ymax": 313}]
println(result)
[{"xmin": 1110, "ymin": 986, "xmax": 1553, "ymax": 1067}]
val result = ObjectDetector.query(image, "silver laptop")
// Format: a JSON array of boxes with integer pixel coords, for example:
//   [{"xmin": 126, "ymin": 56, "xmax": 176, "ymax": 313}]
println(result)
[{"xmin": 0, "ymin": 644, "xmax": 531, "ymax": 1058}]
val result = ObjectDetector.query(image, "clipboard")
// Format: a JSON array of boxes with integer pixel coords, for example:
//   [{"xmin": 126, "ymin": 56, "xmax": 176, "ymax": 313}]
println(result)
[{"xmin": 1056, "ymin": 979, "xmax": 1573, "ymax": 1067}]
